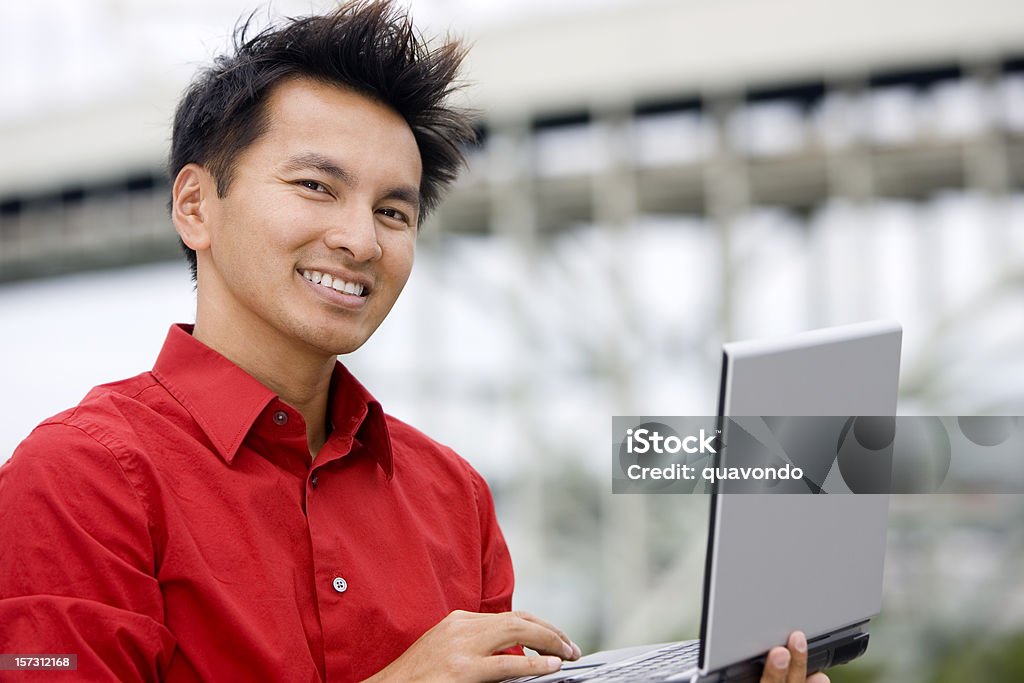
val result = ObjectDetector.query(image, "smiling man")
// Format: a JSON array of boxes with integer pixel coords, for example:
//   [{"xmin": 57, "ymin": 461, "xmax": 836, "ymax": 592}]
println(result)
[
  {"xmin": 0, "ymin": 2, "xmax": 824, "ymax": 682},
  {"xmin": 0, "ymin": 3, "xmax": 581, "ymax": 680},
  {"xmin": 173, "ymin": 79, "xmax": 422, "ymax": 457}
]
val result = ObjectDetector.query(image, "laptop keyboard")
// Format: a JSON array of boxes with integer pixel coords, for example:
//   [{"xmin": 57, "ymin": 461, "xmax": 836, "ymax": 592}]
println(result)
[{"xmin": 555, "ymin": 640, "xmax": 700, "ymax": 682}]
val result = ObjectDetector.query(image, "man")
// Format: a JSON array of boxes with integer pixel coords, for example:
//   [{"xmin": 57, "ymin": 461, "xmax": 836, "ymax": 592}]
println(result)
[{"xmin": 0, "ymin": 2, "xmax": 826, "ymax": 682}]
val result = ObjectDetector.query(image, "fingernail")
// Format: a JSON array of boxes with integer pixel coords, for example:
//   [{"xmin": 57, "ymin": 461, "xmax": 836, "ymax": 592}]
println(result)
[
  {"xmin": 772, "ymin": 649, "xmax": 791, "ymax": 669},
  {"xmin": 571, "ymin": 641, "xmax": 582, "ymax": 659},
  {"xmin": 545, "ymin": 656, "xmax": 563, "ymax": 671},
  {"xmin": 563, "ymin": 642, "xmax": 574, "ymax": 659},
  {"xmin": 793, "ymin": 631, "xmax": 807, "ymax": 653}
]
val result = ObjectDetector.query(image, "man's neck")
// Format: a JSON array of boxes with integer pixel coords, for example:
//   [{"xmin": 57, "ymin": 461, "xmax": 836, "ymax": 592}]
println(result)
[{"xmin": 192, "ymin": 310, "xmax": 335, "ymax": 459}]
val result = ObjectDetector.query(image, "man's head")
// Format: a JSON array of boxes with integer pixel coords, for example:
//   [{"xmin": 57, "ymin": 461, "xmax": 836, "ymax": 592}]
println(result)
[
  {"xmin": 168, "ymin": 1, "xmax": 475, "ymax": 360},
  {"xmin": 170, "ymin": 0, "xmax": 475, "ymax": 281}
]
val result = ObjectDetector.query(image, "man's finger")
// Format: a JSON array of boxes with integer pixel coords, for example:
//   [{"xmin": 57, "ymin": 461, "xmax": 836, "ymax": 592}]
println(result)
[
  {"xmin": 470, "ymin": 611, "xmax": 577, "ymax": 659},
  {"xmin": 492, "ymin": 613, "xmax": 576, "ymax": 659},
  {"xmin": 807, "ymin": 674, "xmax": 830, "ymax": 683},
  {"xmin": 508, "ymin": 610, "xmax": 580, "ymax": 658},
  {"xmin": 477, "ymin": 654, "xmax": 563, "ymax": 682},
  {"xmin": 759, "ymin": 646, "xmax": 791, "ymax": 683},
  {"xmin": 785, "ymin": 631, "xmax": 808, "ymax": 683}
]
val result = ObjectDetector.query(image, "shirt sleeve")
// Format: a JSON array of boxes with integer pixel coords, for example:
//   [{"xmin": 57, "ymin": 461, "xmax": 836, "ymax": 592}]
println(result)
[
  {"xmin": 471, "ymin": 471, "xmax": 516, "ymax": 615},
  {"xmin": 0, "ymin": 422, "xmax": 176, "ymax": 681},
  {"xmin": 471, "ymin": 472, "xmax": 527, "ymax": 657}
]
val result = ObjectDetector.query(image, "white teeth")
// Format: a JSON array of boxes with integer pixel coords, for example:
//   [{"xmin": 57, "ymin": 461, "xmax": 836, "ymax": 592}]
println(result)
[{"xmin": 301, "ymin": 270, "xmax": 365, "ymax": 296}]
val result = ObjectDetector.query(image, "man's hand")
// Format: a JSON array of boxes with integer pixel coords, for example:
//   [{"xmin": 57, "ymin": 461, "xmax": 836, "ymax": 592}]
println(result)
[
  {"xmin": 759, "ymin": 632, "xmax": 830, "ymax": 683},
  {"xmin": 364, "ymin": 609, "xmax": 581, "ymax": 683}
]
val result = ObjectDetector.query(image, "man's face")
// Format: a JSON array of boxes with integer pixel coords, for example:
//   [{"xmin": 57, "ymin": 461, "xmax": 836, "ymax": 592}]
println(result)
[{"xmin": 197, "ymin": 77, "xmax": 422, "ymax": 358}]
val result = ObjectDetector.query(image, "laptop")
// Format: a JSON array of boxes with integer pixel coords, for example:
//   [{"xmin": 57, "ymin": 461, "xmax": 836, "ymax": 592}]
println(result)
[{"xmin": 512, "ymin": 319, "xmax": 903, "ymax": 683}]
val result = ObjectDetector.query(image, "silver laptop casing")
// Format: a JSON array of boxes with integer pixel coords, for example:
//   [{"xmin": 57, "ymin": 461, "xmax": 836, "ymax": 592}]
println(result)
[
  {"xmin": 516, "ymin": 320, "xmax": 902, "ymax": 682},
  {"xmin": 702, "ymin": 319, "xmax": 900, "ymax": 674}
]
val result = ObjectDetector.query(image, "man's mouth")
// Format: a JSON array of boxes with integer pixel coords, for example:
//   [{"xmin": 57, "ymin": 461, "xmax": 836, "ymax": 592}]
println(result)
[{"xmin": 300, "ymin": 270, "xmax": 368, "ymax": 297}]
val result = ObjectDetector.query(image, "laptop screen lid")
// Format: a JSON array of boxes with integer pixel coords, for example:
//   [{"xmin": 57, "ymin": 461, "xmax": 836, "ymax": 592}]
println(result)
[{"xmin": 699, "ymin": 320, "xmax": 902, "ymax": 674}]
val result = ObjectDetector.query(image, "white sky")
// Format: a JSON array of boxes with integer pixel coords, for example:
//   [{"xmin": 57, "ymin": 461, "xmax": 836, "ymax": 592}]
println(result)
[{"xmin": 0, "ymin": 0, "xmax": 628, "ymax": 124}]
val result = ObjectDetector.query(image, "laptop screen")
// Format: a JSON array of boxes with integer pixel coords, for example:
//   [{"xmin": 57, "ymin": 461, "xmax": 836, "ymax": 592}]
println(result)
[{"xmin": 699, "ymin": 321, "xmax": 902, "ymax": 673}]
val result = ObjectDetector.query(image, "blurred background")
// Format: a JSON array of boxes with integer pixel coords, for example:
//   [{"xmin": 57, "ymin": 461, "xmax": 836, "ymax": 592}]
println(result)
[{"xmin": 2, "ymin": 0, "xmax": 1024, "ymax": 680}]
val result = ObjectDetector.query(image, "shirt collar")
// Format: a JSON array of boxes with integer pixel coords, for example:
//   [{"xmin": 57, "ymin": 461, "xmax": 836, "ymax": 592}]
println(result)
[
  {"xmin": 152, "ymin": 324, "xmax": 393, "ymax": 477},
  {"xmin": 325, "ymin": 360, "xmax": 395, "ymax": 479}
]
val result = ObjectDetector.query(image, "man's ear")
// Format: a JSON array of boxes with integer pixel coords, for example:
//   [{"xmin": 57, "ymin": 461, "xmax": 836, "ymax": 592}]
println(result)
[{"xmin": 171, "ymin": 163, "xmax": 217, "ymax": 252}]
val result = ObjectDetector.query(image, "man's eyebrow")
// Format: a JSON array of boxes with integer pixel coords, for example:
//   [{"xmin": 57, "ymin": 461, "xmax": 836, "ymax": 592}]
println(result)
[
  {"xmin": 281, "ymin": 152, "xmax": 420, "ymax": 210},
  {"xmin": 280, "ymin": 152, "xmax": 356, "ymax": 185},
  {"xmin": 382, "ymin": 185, "xmax": 421, "ymax": 212}
]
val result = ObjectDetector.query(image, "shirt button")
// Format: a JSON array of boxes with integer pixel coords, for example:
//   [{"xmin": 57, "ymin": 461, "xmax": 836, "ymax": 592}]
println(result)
[
  {"xmin": 332, "ymin": 577, "xmax": 348, "ymax": 593},
  {"xmin": 310, "ymin": 474, "xmax": 319, "ymax": 489},
  {"xmin": 272, "ymin": 410, "xmax": 289, "ymax": 426}
]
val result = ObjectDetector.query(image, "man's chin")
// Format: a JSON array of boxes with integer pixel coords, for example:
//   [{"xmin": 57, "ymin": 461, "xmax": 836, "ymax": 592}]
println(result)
[
  {"xmin": 329, "ymin": 342, "xmax": 368, "ymax": 357},
  {"xmin": 316, "ymin": 333, "xmax": 372, "ymax": 357},
  {"xmin": 290, "ymin": 319, "xmax": 378, "ymax": 358}
]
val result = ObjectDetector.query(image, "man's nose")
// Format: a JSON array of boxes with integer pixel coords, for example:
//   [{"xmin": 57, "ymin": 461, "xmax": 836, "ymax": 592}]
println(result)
[{"xmin": 323, "ymin": 206, "xmax": 383, "ymax": 262}]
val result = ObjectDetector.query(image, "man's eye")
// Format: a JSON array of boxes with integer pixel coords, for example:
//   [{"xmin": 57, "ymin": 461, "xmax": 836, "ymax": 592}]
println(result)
[
  {"xmin": 378, "ymin": 207, "xmax": 409, "ymax": 223},
  {"xmin": 298, "ymin": 180, "xmax": 328, "ymax": 193}
]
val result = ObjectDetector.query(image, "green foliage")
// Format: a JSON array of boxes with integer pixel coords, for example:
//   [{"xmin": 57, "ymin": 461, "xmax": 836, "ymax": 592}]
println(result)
[
  {"xmin": 825, "ymin": 629, "xmax": 1024, "ymax": 683},
  {"xmin": 928, "ymin": 630, "xmax": 1024, "ymax": 683},
  {"xmin": 825, "ymin": 661, "xmax": 883, "ymax": 683}
]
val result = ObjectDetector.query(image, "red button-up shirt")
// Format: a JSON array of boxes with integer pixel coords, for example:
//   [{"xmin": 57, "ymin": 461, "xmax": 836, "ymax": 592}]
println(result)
[{"xmin": 0, "ymin": 324, "xmax": 516, "ymax": 681}]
